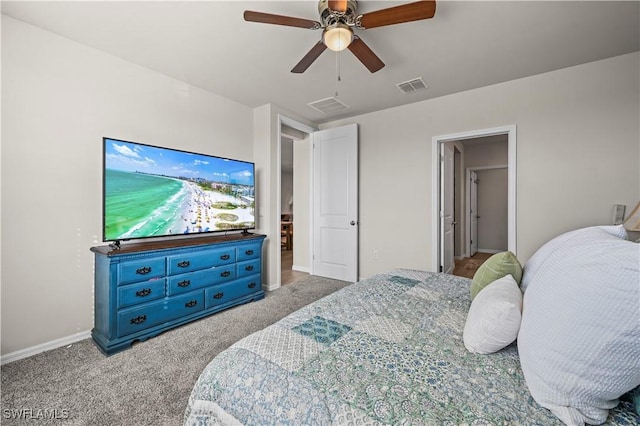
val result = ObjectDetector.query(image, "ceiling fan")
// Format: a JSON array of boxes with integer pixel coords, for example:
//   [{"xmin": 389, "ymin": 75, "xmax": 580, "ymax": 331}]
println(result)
[{"xmin": 244, "ymin": 0, "xmax": 436, "ymax": 74}]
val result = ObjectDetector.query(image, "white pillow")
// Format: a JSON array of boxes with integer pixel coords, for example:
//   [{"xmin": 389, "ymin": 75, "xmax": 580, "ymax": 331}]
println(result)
[
  {"xmin": 521, "ymin": 224, "xmax": 628, "ymax": 292},
  {"xmin": 517, "ymin": 226, "xmax": 640, "ymax": 425},
  {"xmin": 463, "ymin": 274, "xmax": 522, "ymax": 354}
]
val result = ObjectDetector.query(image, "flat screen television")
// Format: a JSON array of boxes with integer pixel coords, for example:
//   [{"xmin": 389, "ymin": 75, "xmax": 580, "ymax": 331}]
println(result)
[{"xmin": 103, "ymin": 137, "xmax": 255, "ymax": 243}]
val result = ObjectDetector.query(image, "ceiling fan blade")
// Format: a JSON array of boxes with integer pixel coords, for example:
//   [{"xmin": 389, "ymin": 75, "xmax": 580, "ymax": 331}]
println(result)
[
  {"xmin": 328, "ymin": 0, "xmax": 348, "ymax": 13},
  {"xmin": 244, "ymin": 10, "xmax": 321, "ymax": 29},
  {"xmin": 358, "ymin": 0, "xmax": 436, "ymax": 29},
  {"xmin": 291, "ymin": 41, "xmax": 328, "ymax": 73},
  {"xmin": 348, "ymin": 36, "xmax": 385, "ymax": 73}
]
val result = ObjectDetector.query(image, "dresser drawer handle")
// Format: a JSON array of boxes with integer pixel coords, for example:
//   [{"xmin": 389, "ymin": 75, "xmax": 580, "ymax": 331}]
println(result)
[
  {"xmin": 177, "ymin": 280, "xmax": 191, "ymax": 288},
  {"xmin": 248, "ymin": 282, "xmax": 256, "ymax": 289},
  {"xmin": 220, "ymin": 271, "xmax": 231, "ymax": 278},
  {"xmin": 135, "ymin": 288, "xmax": 151, "ymax": 297},
  {"xmin": 220, "ymin": 254, "xmax": 231, "ymax": 261},
  {"xmin": 130, "ymin": 315, "xmax": 147, "ymax": 325},
  {"xmin": 245, "ymin": 249, "xmax": 254, "ymax": 255},
  {"xmin": 245, "ymin": 265, "xmax": 254, "ymax": 271},
  {"xmin": 136, "ymin": 266, "xmax": 151, "ymax": 275},
  {"xmin": 213, "ymin": 292, "xmax": 224, "ymax": 299},
  {"xmin": 177, "ymin": 260, "xmax": 190, "ymax": 268},
  {"xmin": 185, "ymin": 300, "xmax": 198, "ymax": 308}
]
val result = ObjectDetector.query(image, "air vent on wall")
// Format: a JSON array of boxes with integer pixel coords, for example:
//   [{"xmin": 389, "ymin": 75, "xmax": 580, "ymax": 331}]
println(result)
[
  {"xmin": 396, "ymin": 77, "xmax": 428, "ymax": 94},
  {"xmin": 308, "ymin": 97, "xmax": 350, "ymax": 114}
]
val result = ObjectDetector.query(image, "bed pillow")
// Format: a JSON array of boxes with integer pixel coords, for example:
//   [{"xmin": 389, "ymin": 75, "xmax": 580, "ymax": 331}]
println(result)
[
  {"xmin": 517, "ymin": 226, "xmax": 640, "ymax": 425},
  {"xmin": 521, "ymin": 224, "xmax": 628, "ymax": 292},
  {"xmin": 470, "ymin": 251, "xmax": 522, "ymax": 300},
  {"xmin": 463, "ymin": 274, "xmax": 522, "ymax": 354}
]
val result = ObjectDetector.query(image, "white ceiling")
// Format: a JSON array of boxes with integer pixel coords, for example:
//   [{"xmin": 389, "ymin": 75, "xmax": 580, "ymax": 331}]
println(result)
[{"xmin": 2, "ymin": 1, "xmax": 639, "ymax": 124}]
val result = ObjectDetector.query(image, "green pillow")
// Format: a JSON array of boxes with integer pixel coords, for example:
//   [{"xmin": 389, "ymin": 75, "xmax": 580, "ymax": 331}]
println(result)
[{"xmin": 470, "ymin": 251, "xmax": 522, "ymax": 300}]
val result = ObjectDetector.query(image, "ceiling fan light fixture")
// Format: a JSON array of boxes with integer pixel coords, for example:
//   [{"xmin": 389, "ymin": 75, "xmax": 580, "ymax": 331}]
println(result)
[{"xmin": 323, "ymin": 23, "xmax": 353, "ymax": 52}]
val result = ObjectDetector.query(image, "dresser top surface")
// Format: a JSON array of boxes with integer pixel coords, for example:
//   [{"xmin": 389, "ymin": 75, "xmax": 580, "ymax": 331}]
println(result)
[{"xmin": 91, "ymin": 233, "xmax": 266, "ymax": 256}]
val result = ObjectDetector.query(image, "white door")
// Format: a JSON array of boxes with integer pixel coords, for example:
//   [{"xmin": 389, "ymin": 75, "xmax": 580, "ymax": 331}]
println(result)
[
  {"xmin": 441, "ymin": 144, "xmax": 455, "ymax": 274},
  {"xmin": 469, "ymin": 170, "xmax": 479, "ymax": 256},
  {"xmin": 313, "ymin": 124, "xmax": 358, "ymax": 282}
]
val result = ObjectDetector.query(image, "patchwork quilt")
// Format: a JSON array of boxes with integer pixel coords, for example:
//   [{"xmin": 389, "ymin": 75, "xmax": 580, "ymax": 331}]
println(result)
[{"xmin": 184, "ymin": 269, "xmax": 638, "ymax": 425}]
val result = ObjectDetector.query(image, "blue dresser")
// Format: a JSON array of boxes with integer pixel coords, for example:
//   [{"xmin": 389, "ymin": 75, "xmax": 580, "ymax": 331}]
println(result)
[{"xmin": 91, "ymin": 233, "xmax": 266, "ymax": 355}]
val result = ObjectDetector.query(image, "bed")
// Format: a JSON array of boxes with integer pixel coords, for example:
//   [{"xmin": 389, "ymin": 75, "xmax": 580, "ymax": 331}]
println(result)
[{"xmin": 184, "ymin": 265, "xmax": 638, "ymax": 425}]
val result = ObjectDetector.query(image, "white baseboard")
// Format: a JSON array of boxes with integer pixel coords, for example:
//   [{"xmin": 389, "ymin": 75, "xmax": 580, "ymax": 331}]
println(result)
[
  {"xmin": 264, "ymin": 283, "xmax": 279, "ymax": 291},
  {"xmin": 478, "ymin": 248, "xmax": 503, "ymax": 254},
  {"xmin": 292, "ymin": 265, "xmax": 310, "ymax": 273},
  {"xmin": 1, "ymin": 330, "xmax": 91, "ymax": 365}
]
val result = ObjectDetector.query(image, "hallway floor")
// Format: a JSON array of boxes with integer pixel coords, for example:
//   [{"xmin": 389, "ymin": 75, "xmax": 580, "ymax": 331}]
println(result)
[
  {"xmin": 452, "ymin": 252, "xmax": 493, "ymax": 279},
  {"xmin": 281, "ymin": 248, "xmax": 308, "ymax": 285}
]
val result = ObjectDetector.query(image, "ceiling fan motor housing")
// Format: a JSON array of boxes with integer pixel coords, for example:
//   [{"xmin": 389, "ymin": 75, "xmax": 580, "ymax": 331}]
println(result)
[{"xmin": 318, "ymin": 0, "xmax": 359, "ymax": 27}]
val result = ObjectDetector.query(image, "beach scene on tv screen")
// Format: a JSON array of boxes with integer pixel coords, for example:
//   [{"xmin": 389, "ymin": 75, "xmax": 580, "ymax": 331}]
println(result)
[{"xmin": 104, "ymin": 139, "xmax": 255, "ymax": 241}]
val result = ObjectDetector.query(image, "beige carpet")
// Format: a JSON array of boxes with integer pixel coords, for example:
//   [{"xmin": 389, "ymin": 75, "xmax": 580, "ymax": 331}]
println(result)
[{"xmin": 1, "ymin": 275, "xmax": 350, "ymax": 426}]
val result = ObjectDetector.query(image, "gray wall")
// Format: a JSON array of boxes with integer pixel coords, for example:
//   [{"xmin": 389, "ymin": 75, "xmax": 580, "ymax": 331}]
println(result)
[
  {"xmin": 465, "ymin": 139, "xmax": 509, "ymax": 253},
  {"xmin": 2, "ymin": 16, "xmax": 254, "ymax": 356},
  {"xmin": 321, "ymin": 52, "xmax": 639, "ymax": 278},
  {"xmin": 477, "ymin": 168, "xmax": 508, "ymax": 252},
  {"xmin": 292, "ymin": 137, "xmax": 311, "ymax": 271}
]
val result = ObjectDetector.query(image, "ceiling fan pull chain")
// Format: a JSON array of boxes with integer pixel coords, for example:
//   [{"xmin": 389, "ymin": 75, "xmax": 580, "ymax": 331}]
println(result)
[{"xmin": 335, "ymin": 51, "xmax": 341, "ymax": 97}]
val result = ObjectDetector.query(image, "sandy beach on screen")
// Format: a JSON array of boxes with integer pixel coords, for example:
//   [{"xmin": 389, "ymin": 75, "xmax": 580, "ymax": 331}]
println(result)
[{"xmin": 178, "ymin": 181, "xmax": 254, "ymax": 234}]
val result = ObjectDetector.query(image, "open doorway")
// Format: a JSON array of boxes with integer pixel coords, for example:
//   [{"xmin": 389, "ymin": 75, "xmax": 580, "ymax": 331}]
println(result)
[
  {"xmin": 279, "ymin": 121, "xmax": 312, "ymax": 286},
  {"xmin": 432, "ymin": 126, "xmax": 516, "ymax": 276},
  {"xmin": 467, "ymin": 165, "xmax": 508, "ymax": 255},
  {"xmin": 455, "ymin": 137, "xmax": 508, "ymax": 278},
  {"xmin": 275, "ymin": 117, "xmax": 359, "ymax": 286}
]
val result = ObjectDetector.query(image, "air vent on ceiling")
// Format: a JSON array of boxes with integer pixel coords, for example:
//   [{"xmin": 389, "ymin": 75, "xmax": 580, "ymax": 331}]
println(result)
[
  {"xmin": 308, "ymin": 97, "xmax": 350, "ymax": 114},
  {"xmin": 396, "ymin": 77, "xmax": 428, "ymax": 94}
]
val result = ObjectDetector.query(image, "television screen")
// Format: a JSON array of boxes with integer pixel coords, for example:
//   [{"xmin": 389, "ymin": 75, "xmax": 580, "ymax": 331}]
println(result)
[{"xmin": 103, "ymin": 137, "xmax": 255, "ymax": 242}]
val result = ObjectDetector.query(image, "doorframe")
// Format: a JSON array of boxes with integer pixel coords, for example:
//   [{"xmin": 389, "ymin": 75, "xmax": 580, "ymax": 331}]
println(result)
[
  {"xmin": 440, "ymin": 142, "xmax": 456, "ymax": 274},
  {"xmin": 431, "ymin": 125, "xmax": 517, "ymax": 272},
  {"xmin": 277, "ymin": 115, "xmax": 316, "ymax": 286},
  {"xmin": 465, "ymin": 165, "xmax": 508, "ymax": 257}
]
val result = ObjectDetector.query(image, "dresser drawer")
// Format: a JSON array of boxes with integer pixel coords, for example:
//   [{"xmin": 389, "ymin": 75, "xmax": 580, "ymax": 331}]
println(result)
[
  {"xmin": 201, "ymin": 265, "xmax": 237, "ymax": 285},
  {"xmin": 236, "ymin": 242, "xmax": 262, "ymax": 261},
  {"xmin": 167, "ymin": 247, "xmax": 236, "ymax": 275},
  {"xmin": 118, "ymin": 279, "xmax": 166, "ymax": 308},
  {"xmin": 167, "ymin": 271, "xmax": 199, "ymax": 296},
  {"xmin": 166, "ymin": 292, "xmax": 205, "ymax": 322},
  {"xmin": 237, "ymin": 258, "xmax": 261, "ymax": 278},
  {"xmin": 117, "ymin": 291, "xmax": 204, "ymax": 337},
  {"xmin": 204, "ymin": 275, "xmax": 261, "ymax": 309},
  {"xmin": 167, "ymin": 270, "xmax": 207, "ymax": 296},
  {"xmin": 239, "ymin": 275, "xmax": 262, "ymax": 296},
  {"xmin": 168, "ymin": 264, "xmax": 237, "ymax": 297},
  {"xmin": 119, "ymin": 258, "xmax": 166, "ymax": 285}
]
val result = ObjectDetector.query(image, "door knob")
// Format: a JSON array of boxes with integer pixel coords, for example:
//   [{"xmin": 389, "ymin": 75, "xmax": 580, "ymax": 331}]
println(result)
[{"xmin": 350, "ymin": 220, "xmax": 357, "ymax": 226}]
